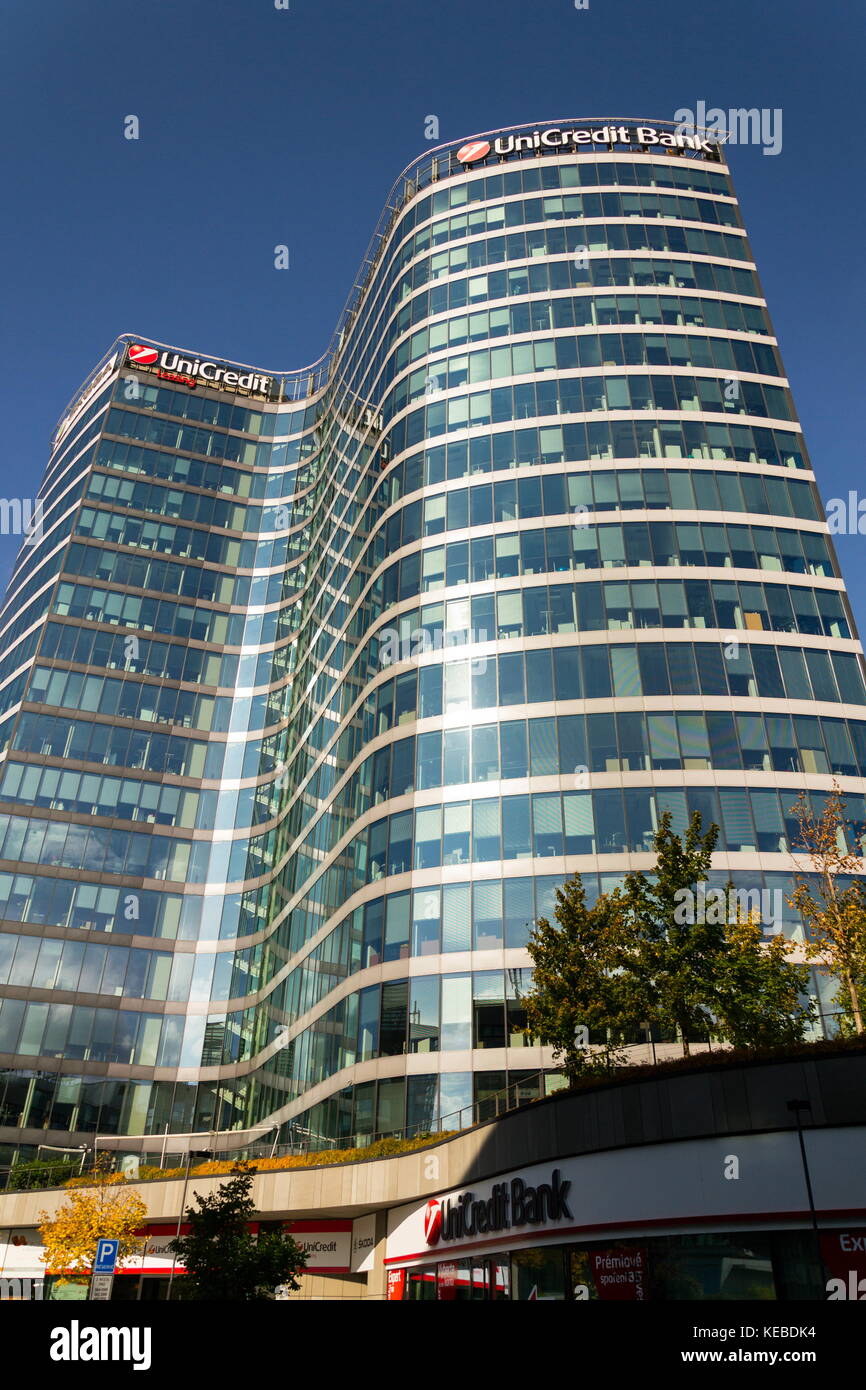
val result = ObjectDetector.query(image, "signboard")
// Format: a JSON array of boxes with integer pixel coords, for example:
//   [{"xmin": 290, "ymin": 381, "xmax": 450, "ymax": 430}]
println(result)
[
  {"xmin": 286, "ymin": 1220, "xmax": 352, "ymax": 1273},
  {"xmin": 386, "ymin": 1128, "xmax": 866, "ymax": 1265},
  {"xmin": 88, "ymin": 1239, "xmax": 119, "ymax": 1301},
  {"xmin": 89, "ymin": 1273, "xmax": 114, "ymax": 1301},
  {"xmin": 456, "ymin": 125, "xmax": 720, "ymax": 161},
  {"xmin": 350, "ymin": 1214, "xmax": 377, "ymax": 1274},
  {"xmin": 590, "ymin": 1247, "xmax": 647, "ymax": 1301},
  {"xmin": 93, "ymin": 1239, "xmax": 119, "ymax": 1275},
  {"xmin": 437, "ymin": 1261, "xmax": 458, "ymax": 1301},
  {"xmin": 125, "ymin": 344, "xmax": 276, "ymax": 399},
  {"xmin": 138, "ymin": 1232, "xmax": 179, "ymax": 1260},
  {"xmin": 386, "ymin": 1269, "xmax": 405, "ymax": 1301}
]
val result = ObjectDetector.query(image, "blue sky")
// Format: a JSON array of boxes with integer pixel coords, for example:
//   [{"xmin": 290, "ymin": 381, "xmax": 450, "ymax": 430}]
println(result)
[{"xmin": 1, "ymin": 0, "xmax": 863, "ymax": 622}]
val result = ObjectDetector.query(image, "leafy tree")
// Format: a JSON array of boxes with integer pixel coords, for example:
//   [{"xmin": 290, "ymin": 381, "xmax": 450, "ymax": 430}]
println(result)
[
  {"xmin": 168, "ymin": 1164, "xmax": 308, "ymax": 1300},
  {"xmin": 621, "ymin": 813, "xmax": 813, "ymax": 1054},
  {"xmin": 38, "ymin": 1157, "xmax": 147, "ymax": 1287},
  {"xmin": 713, "ymin": 908, "xmax": 815, "ymax": 1048},
  {"xmin": 787, "ymin": 782, "xmax": 866, "ymax": 1035},
  {"xmin": 526, "ymin": 876, "xmax": 641, "ymax": 1081},
  {"xmin": 619, "ymin": 810, "xmax": 722, "ymax": 1056},
  {"xmin": 529, "ymin": 813, "xmax": 821, "ymax": 1075}
]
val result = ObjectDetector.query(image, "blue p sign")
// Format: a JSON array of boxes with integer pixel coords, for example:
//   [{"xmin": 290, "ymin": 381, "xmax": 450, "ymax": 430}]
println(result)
[{"xmin": 94, "ymin": 1239, "xmax": 119, "ymax": 1274}]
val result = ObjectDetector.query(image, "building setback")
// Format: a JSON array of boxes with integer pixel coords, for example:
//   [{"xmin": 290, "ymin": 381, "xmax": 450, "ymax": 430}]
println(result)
[{"xmin": 0, "ymin": 119, "xmax": 863, "ymax": 1162}]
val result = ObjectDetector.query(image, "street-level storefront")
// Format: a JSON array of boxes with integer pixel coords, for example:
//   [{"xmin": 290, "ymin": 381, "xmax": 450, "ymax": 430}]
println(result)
[
  {"xmin": 384, "ymin": 1131, "xmax": 866, "ymax": 1301},
  {"xmin": 386, "ymin": 1230, "xmax": 843, "ymax": 1300}
]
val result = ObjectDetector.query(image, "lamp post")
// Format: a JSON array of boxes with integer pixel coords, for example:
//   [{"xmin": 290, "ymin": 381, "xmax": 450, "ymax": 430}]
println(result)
[
  {"xmin": 166, "ymin": 1142, "xmax": 213, "ymax": 1302},
  {"xmin": 135, "ymin": 1233, "xmax": 150, "ymax": 1303},
  {"xmin": 787, "ymin": 1098, "xmax": 824, "ymax": 1295}
]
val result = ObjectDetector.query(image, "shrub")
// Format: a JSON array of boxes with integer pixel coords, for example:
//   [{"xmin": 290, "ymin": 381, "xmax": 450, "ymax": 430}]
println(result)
[{"xmin": 6, "ymin": 1158, "xmax": 82, "ymax": 1191}]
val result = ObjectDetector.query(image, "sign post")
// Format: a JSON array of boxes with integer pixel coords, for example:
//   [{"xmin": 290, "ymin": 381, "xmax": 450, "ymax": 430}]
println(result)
[{"xmin": 89, "ymin": 1238, "xmax": 119, "ymax": 1301}]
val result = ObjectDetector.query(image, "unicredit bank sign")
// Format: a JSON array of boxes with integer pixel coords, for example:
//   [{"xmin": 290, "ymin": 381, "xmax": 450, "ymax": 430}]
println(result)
[
  {"xmin": 422, "ymin": 1171, "xmax": 572, "ymax": 1248},
  {"xmin": 456, "ymin": 125, "xmax": 720, "ymax": 160},
  {"xmin": 388, "ymin": 1162, "xmax": 577, "ymax": 1263},
  {"xmin": 386, "ymin": 1128, "xmax": 864, "ymax": 1266},
  {"xmin": 125, "ymin": 344, "xmax": 276, "ymax": 398}
]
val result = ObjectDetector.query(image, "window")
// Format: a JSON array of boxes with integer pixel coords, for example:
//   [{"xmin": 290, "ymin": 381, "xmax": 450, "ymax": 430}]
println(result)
[
  {"xmin": 443, "ymin": 802, "xmax": 471, "ymax": 865},
  {"xmin": 409, "ymin": 977, "xmax": 439, "ymax": 1052},
  {"xmin": 473, "ymin": 880, "xmax": 502, "ymax": 950}
]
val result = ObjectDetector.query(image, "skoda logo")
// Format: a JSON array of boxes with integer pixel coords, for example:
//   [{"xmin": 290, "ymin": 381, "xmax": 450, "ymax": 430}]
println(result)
[
  {"xmin": 455, "ymin": 140, "xmax": 490, "ymax": 164},
  {"xmin": 128, "ymin": 344, "xmax": 159, "ymax": 365},
  {"xmin": 423, "ymin": 1198, "xmax": 442, "ymax": 1245}
]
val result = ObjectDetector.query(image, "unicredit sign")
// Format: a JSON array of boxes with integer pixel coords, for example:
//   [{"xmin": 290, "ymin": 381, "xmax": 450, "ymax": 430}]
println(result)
[
  {"xmin": 424, "ymin": 1170, "xmax": 573, "ymax": 1246},
  {"xmin": 125, "ymin": 344, "xmax": 274, "ymax": 397},
  {"xmin": 458, "ymin": 125, "xmax": 718, "ymax": 159}
]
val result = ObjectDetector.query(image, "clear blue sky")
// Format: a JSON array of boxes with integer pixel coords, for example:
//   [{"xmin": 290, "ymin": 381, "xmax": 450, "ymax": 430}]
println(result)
[{"xmin": 1, "ymin": 0, "xmax": 863, "ymax": 621}]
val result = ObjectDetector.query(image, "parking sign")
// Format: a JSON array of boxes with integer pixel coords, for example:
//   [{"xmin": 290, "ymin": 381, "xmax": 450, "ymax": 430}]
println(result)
[{"xmin": 94, "ymin": 1239, "xmax": 119, "ymax": 1275}]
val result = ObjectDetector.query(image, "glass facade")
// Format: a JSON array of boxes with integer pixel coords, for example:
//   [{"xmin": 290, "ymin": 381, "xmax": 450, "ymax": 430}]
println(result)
[
  {"xmin": 395, "ymin": 1229, "xmax": 825, "ymax": 1301},
  {"xmin": 0, "ymin": 120, "xmax": 863, "ymax": 1157}
]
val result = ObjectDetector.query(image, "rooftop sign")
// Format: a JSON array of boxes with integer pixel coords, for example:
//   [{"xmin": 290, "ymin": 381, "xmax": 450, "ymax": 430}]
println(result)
[
  {"xmin": 456, "ymin": 125, "xmax": 720, "ymax": 161},
  {"xmin": 124, "ymin": 344, "xmax": 277, "ymax": 399}
]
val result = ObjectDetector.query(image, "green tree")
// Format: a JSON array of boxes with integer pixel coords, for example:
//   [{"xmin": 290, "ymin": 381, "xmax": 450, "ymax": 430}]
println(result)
[
  {"xmin": 619, "ymin": 810, "xmax": 722, "ymax": 1056},
  {"xmin": 168, "ymin": 1164, "xmax": 308, "ymax": 1300},
  {"xmin": 526, "ymin": 876, "xmax": 640, "ymax": 1081},
  {"xmin": 713, "ymin": 909, "xmax": 815, "ymax": 1048},
  {"xmin": 787, "ymin": 782, "xmax": 866, "ymax": 1035}
]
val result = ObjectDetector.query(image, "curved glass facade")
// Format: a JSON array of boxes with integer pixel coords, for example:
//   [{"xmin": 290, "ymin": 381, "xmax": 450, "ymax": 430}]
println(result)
[{"xmin": 0, "ymin": 120, "xmax": 863, "ymax": 1157}]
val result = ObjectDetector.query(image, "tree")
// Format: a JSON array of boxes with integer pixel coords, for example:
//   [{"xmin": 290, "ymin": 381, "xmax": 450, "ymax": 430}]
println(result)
[
  {"xmin": 530, "ymin": 813, "xmax": 821, "ymax": 1076},
  {"xmin": 168, "ymin": 1164, "xmax": 308, "ymax": 1300},
  {"xmin": 39, "ymin": 1158, "xmax": 147, "ymax": 1287},
  {"xmin": 619, "ymin": 810, "xmax": 722, "ymax": 1056},
  {"xmin": 713, "ymin": 909, "xmax": 815, "ymax": 1048},
  {"xmin": 787, "ymin": 782, "xmax": 866, "ymax": 1035},
  {"xmin": 526, "ymin": 876, "xmax": 641, "ymax": 1082}
]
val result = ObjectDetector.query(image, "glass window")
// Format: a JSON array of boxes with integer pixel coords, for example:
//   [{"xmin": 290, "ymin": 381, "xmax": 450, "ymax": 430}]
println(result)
[
  {"xmin": 384, "ymin": 893, "xmax": 410, "ymax": 965},
  {"xmin": 380, "ymin": 981, "xmax": 408, "ymax": 1057},
  {"xmin": 533, "ymin": 793, "xmax": 563, "ymax": 857},
  {"xmin": 473, "ymin": 879, "xmax": 503, "ymax": 950},
  {"xmin": 408, "ymin": 978, "xmax": 439, "ymax": 1050},
  {"xmin": 504, "ymin": 877, "xmax": 533, "ymax": 948},
  {"xmin": 442, "ymin": 882, "xmax": 470, "ymax": 952},
  {"xmin": 443, "ymin": 728, "xmax": 470, "ymax": 785},
  {"xmin": 511, "ymin": 1247, "xmax": 567, "ymax": 1301},
  {"xmin": 414, "ymin": 805, "xmax": 442, "ymax": 870},
  {"xmin": 376, "ymin": 1077, "xmax": 405, "ymax": 1137},
  {"xmin": 443, "ymin": 802, "xmax": 471, "ymax": 866},
  {"xmin": 440, "ymin": 974, "xmax": 472, "ymax": 1051},
  {"xmin": 473, "ymin": 973, "xmax": 506, "ymax": 1049},
  {"xmin": 412, "ymin": 887, "xmax": 441, "ymax": 956}
]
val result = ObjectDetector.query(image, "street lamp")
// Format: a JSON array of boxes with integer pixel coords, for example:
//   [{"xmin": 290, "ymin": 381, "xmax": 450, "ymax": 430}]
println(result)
[
  {"xmin": 787, "ymin": 1098, "xmax": 825, "ymax": 1295},
  {"xmin": 166, "ymin": 1139, "xmax": 214, "ymax": 1302}
]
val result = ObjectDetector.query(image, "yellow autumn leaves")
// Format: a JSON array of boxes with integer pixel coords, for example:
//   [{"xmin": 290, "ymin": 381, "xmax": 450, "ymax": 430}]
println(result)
[{"xmin": 39, "ymin": 1181, "xmax": 147, "ymax": 1285}]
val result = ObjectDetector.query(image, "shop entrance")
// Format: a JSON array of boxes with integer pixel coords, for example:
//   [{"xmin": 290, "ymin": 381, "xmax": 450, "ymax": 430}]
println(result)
[{"xmin": 463, "ymin": 1256, "xmax": 510, "ymax": 1300}]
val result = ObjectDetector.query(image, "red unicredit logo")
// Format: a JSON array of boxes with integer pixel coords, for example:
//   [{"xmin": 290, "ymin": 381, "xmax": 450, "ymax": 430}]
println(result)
[
  {"xmin": 128, "ymin": 344, "xmax": 159, "ymax": 365},
  {"xmin": 455, "ymin": 140, "xmax": 490, "ymax": 164},
  {"xmin": 423, "ymin": 1199, "xmax": 442, "ymax": 1245}
]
